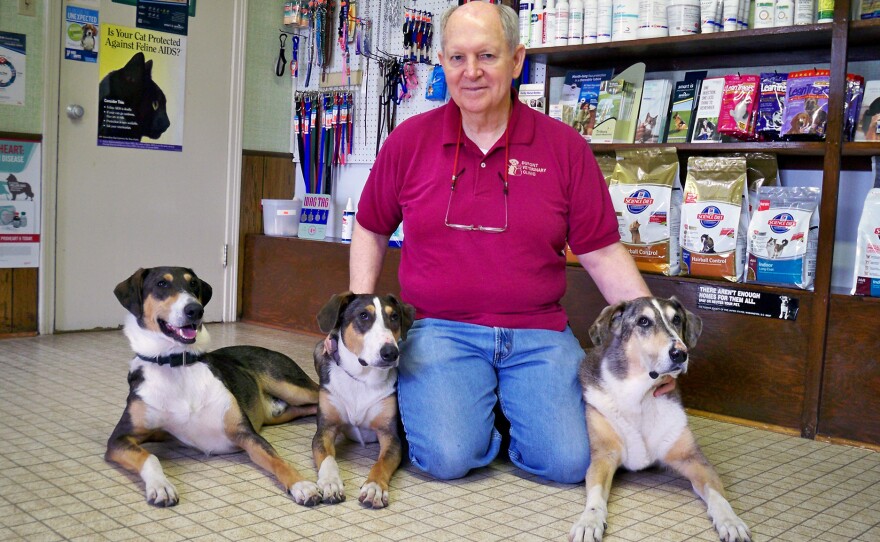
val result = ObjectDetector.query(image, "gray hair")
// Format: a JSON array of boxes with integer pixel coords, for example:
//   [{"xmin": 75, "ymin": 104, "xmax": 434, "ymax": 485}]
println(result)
[{"xmin": 439, "ymin": 2, "xmax": 520, "ymax": 54}]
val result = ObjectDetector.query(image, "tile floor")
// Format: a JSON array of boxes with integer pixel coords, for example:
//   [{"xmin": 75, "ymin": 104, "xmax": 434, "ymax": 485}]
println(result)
[{"xmin": 0, "ymin": 322, "xmax": 878, "ymax": 542}]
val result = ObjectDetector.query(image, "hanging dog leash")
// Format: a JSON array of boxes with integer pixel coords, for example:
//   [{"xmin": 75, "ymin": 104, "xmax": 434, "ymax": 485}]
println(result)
[{"xmin": 275, "ymin": 33, "xmax": 288, "ymax": 77}]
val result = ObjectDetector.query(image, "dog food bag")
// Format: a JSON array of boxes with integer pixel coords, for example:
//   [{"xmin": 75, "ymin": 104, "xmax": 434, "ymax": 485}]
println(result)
[
  {"xmin": 852, "ymin": 188, "xmax": 880, "ymax": 296},
  {"xmin": 608, "ymin": 148, "xmax": 682, "ymax": 276},
  {"xmin": 718, "ymin": 75, "xmax": 760, "ymax": 141},
  {"xmin": 595, "ymin": 152, "xmax": 617, "ymax": 186},
  {"xmin": 680, "ymin": 156, "xmax": 749, "ymax": 281},
  {"xmin": 746, "ymin": 186, "xmax": 821, "ymax": 290},
  {"xmin": 742, "ymin": 152, "xmax": 779, "ymax": 215},
  {"xmin": 757, "ymin": 72, "xmax": 787, "ymax": 140},
  {"xmin": 780, "ymin": 69, "xmax": 830, "ymax": 140}
]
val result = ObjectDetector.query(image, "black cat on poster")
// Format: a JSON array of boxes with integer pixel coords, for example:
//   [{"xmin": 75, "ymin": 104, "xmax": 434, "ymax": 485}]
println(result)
[{"xmin": 98, "ymin": 52, "xmax": 170, "ymax": 141}]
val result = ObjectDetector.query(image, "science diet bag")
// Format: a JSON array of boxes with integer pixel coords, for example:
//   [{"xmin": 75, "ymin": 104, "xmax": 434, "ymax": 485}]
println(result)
[
  {"xmin": 852, "ymin": 188, "xmax": 880, "ymax": 296},
  {"xmin": 608, "ymin": 148, "xmax": 682, "ymax": 275},
  {"xmin": 680, "ymin": 156, "xmax": 750, "ymax": 282},
  {"xmin": 746, "ymin": 186, "xmax": 820, "ymax": 290}
]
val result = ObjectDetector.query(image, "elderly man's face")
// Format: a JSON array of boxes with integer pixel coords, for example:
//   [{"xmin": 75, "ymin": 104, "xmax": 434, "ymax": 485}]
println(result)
[{"xmin": 438, "ymin": 4, "xmax": 525, "ymax": 120}]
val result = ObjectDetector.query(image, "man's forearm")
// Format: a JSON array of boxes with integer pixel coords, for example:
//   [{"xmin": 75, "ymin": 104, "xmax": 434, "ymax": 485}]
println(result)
[
  {"xmin": 577, "ymin": 242, "xmax": 651, "ymax": 304},
  {"xmin": 349, "ymin": 222, "xmax": 391, "ymax": 294}
]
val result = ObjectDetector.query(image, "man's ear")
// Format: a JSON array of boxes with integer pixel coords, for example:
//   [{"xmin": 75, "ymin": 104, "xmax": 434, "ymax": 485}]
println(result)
[
  {"xmin": 114, "ymin": 268, "xmax": 149, "ymax": 319},
  {"xmin": 588, "ymin": 302, "xmax": 627, "ymax": 348},
  {"xmin": 316, "ymin": 292, "xmax": 356, "ymax": 333}
]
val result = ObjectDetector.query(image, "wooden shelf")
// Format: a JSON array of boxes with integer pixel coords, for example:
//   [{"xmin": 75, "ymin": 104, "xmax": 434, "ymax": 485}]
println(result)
[
  {"xmin": 529, "ymin": 24, "xmax": 833, "ymax": 72},
  {"xmin": 590, "ymin": 142, "xmax": 827, "ymax": 156},
  {"xmin": 842, "ymin": 142, "xmax": 880, "ymax": 156},
  {"xmin": 642, "ymin": 272, "xmax": 819, "ymax": 297}
]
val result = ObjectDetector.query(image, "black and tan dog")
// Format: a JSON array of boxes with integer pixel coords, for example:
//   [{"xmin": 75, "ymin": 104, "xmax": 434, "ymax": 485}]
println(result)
[
  {"xmin": 569, "ymin": 297, "xmax": 750, "ymax": 542},
  {"xmin": 107, "ymin": 266, "xmax": 322, "ymax": 507},
  {"xmin": 301, "ymin": 292, "xmax": 414, "ymax": 508}
]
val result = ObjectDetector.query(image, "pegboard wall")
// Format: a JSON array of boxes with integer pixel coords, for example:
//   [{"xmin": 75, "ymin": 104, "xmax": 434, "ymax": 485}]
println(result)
[{"xmin": 288, "ymin": 0, "xmax": 456, "ymax": 164}]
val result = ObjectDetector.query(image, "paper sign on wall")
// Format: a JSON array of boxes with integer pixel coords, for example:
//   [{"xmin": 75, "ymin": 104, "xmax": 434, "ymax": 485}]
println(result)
[
  {"xmin": 0, "ymin": 32, "xmax": 26, "ymax": 107},
  {"xmin": 64, "ymin": 5, "xmax": 100, "ymax": 63},
  {"xmin": 0, "ymin": 140, "xmax": 41, "ymax": 269},
  {"xmin": 97, "ymin": 24, "xmax": 186, "ymax": 151}
]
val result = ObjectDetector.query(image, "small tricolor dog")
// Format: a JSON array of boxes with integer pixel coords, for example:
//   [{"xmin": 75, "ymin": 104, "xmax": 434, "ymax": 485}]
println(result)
[
  {"xmin": 107, "ymin": 267, "xmax": 322, "ymax": 506},
  {"xmin": 296, "ymin": 292, "xmax": 414, "ymax": 508},
  {"xmin": 569, "ymin": 297, "xmax": 751, "ymax": 542}
]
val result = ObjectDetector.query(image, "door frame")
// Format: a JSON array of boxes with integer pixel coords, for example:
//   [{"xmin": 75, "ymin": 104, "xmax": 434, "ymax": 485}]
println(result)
[{"xmin": 39, "ymin": 0, "xmax": 248, "ymax": 334}]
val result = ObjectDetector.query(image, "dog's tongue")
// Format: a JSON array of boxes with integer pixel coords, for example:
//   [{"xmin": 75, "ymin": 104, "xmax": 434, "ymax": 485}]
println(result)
[{"xmin": 171, "ymin": 325, "xmax": 197, "ymax": 341}]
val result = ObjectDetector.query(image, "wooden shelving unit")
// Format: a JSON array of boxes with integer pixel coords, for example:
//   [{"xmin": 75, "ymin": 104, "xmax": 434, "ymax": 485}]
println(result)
[{"xmin": 523, "ymin": 0, "xmax": 880, "ymax": 444}]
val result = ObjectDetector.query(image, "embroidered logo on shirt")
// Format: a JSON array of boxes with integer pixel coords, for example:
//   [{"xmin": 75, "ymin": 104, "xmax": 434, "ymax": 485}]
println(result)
[{"xmin": 508, "ymin": 158, "xmax": 546, "ymax": 177}]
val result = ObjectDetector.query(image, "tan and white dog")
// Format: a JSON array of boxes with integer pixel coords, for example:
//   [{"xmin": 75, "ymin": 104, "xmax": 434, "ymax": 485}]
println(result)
[{"xmin": 569, "ymin": 297, "xmax": 750, "ymax": 542}]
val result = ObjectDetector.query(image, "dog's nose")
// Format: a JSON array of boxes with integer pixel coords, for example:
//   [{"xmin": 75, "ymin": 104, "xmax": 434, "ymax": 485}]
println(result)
[
  {"xmin": 670, "ymin": 348, "xmax": 688, "ymax": 364},
  {"xmin": 184, "ymin": 303, "xmax": 204, "ymax": 321},
  {"xmin": 379, "ymin": 344, "xmax": 399, "ymax": 363}
]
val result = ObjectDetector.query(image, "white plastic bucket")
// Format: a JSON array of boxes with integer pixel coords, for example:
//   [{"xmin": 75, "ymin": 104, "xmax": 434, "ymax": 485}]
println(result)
[{"xmin": 262, "ymin": 199, "xmax": 301, "ymax": 237}]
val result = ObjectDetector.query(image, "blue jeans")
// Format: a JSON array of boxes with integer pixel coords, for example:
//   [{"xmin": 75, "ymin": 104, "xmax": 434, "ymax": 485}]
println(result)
[{"xmin": 397, "ymin": 318, "xmax": 589, "ymax": 484}]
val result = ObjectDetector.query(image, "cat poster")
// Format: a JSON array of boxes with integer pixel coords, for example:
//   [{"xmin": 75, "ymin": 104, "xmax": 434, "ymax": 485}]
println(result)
[{"xmin": 97, "ymin": 24, "xmax": 186, "ymax": 151}]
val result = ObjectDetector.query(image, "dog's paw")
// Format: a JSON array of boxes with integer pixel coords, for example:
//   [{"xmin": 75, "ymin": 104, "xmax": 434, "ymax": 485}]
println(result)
[
  {"xmin": 713, "ymin": 515, "xmax": 751, "ymax": 542},
  {"xmin": 144, "ymin": 479, "xmax": 179, "ymax": 507},
  {"xmin": 318, "ymin": 477, "xmax": 345, "ymax": 504},
  {"xmin": 569, "ymin": 509, "xmax": 607, "ymax": 542},
  {"xmin": 358, "ymin": 481, "xmax": 389, "ymax": 509},
  {"xmin": 708, "ymin": 492, "xmax": 751, "ymax": 542},
  {"xmin": 289, "ymin": 480, "xmax": 322, "ymax": 507},
  {"xmin": 317, "ymin": 456, "xmax": 345, "ymax": 504},
  {"xmin": 140, "ymin": 455, "xmax": 178, "ymax": 507}
]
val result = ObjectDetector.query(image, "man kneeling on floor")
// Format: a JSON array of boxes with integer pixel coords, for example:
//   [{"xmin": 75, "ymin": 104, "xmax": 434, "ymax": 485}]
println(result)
[{"xmin": 340, "ymin": 0, "xmax": 673, "ymax": 483}]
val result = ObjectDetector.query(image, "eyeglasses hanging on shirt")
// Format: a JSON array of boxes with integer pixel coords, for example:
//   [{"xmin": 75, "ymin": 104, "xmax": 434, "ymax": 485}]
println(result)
[{"xmin": 444, "ymin": 117, "xmax": 510, "ymax": 234}]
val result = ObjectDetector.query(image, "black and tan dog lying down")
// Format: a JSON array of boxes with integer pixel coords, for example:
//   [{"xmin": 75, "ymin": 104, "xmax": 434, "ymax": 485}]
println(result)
[
  {"xmin": 570, "ymin": 297, "xmax": 751, "ymax": 542},
  {"xmin": 106, "ymin": 267, "xmax": 324, "ymax": 506}
]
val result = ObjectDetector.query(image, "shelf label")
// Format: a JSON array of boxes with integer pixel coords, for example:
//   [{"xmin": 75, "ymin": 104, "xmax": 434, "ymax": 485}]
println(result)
[{"xmin": 696, "ymin": 284, "xmax": 799, "ymax": 320}]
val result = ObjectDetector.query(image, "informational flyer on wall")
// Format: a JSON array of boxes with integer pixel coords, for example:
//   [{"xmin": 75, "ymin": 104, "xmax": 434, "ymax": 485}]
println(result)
[
  {"xmin": 97, "ymin": 24, "xmax": 186, "ymax": 151},
  {"xmin": 64, "ymin": 5, "xmax": 100, "ymax": 63},
  {"xmin": 0, "ymin": 32, "xmax": 26, "ymax": 107},
  {"xmin": 0, "ymin": 140, "xmax": 41, "ymax": 268},
  {"xmin": 137, "ymin": 0, "xmax": 189, "ymax": 36}
]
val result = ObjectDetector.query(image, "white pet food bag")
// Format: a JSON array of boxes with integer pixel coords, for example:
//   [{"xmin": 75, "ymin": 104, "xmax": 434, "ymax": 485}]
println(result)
[
  {"xmin": 852, "ymin": 188, "xmax": 880, "ymax": 296},
  {"xmin": 608, "ymin": 148, "xmax": 682, "ymax": 275},
  {"xmin": 746, "ymin": 186, "xmax": 820, "ymax": 290},
  {"xmin": 680, "ymin": 156, "xmax": 750, "ymax": 282}
]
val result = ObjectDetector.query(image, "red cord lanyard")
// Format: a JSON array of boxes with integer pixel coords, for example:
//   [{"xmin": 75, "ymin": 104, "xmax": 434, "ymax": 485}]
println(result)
[{"xmin": 450, "ymin": 113, "xmax": 511, "ymax": 195}]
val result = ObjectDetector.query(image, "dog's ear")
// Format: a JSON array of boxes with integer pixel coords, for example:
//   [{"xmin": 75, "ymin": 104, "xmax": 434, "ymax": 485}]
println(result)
[
  {"xmin": 187, "ymin": 268, "xmax": 212, "ymax": 307},
  {"xmin": 669, "ymin": 296, "xmax": 702, "ymax": 348},
  {"xmin": 386, "ymin": 294, "xmax": 416, "ymax": 340},
  {"xmin": 589, "ymin": 302, "xmax": 627, "ymax": 347},
  {"xmin": 317, "ymin": 292, "xmax": 356, "ymax": 333},
  {"xmin": 114, "ymin": 268, "xmax": 149, "ymax": 318}
]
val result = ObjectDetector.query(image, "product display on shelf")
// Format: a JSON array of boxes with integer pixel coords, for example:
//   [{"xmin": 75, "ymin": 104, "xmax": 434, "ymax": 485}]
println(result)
[
  {"xmin": 680, "ymin": 155, "xmax": 750, "ymax": 282},
  {"xmin": 635, "ymin": 79, "xmax": 672, "ymax": 143},
  {"xmin": 746, "ymin": 186, "xmax": 820, "ymax": 290},
  {"xmin": 608, "ymin": 148, "xmax": 682, "ymax": 275},
  {"xmin": 851, "ymin": 187, "xmax": 880, "ymax": 296}
]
